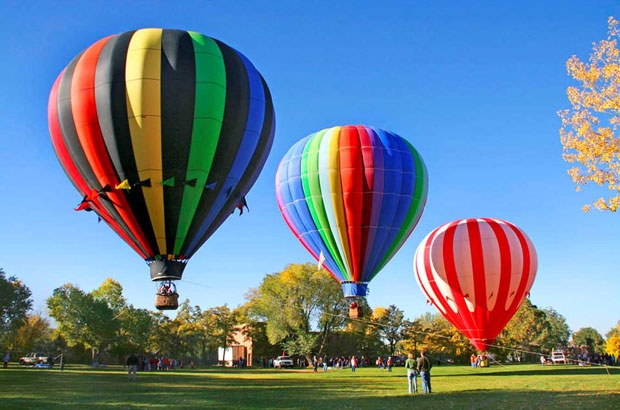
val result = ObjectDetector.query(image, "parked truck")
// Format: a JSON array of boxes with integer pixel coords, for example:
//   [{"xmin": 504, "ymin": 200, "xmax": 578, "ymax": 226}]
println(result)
[{"xmin": 18, "ymin": 353, "xmax": 48, "ymax": 366}]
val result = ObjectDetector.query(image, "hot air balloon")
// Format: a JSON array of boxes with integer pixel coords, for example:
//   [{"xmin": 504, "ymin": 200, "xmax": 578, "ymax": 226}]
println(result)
[
  {"xmin": 48, "ymin": 28, "xmax": 275, "ymax": 310},
  {"xmin": 413, "ymin": 218, "xmax": 537, "ymax": 351},
  {"xmin": 276, "ymin": 125, "xmax": 428, "ymax": 317}
]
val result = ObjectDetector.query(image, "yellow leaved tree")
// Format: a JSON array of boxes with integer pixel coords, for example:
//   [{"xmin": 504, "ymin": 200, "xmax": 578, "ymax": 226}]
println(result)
[{"xmin": 559, "ymin": 16, "xmax": 620, "ymax": 211}]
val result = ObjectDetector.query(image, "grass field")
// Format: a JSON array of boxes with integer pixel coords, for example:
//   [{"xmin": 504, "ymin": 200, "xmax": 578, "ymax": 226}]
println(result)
[{"xmin": 0, "ymin": 363, "xmax": 618, "ymax": 409}]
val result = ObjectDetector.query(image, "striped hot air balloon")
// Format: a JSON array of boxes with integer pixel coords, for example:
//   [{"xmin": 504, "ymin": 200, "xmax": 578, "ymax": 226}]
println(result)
[
  {"xmin": 413, "ymin": 218, "xmax": 538, "ymax": 351},
  {"xmin": 276, "ymin": 125, "xmax": 428, "ymax": 300},
  {"xmin": 48, "ymin": 28, "xmax": 275, "ymax": 309}
]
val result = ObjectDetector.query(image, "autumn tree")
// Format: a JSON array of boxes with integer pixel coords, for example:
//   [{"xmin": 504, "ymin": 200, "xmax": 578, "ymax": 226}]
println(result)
[
  {"xmin": 605, "ymin": 321, "xmax": 620, "ymax": 358},
  {"xmin": 0, "ymin": 268, "xmax": 33, "ymax": 349},
  {"xmin": 13, "ymin": 314, "xmax": 53, "ymax": 353},
  {"xmin": 412, "ymin": 312, "xmax": 472, "ymax": 362},
  {"xmin": 559, "ymin": 16, "xmax": 620, "ymax": 211}
]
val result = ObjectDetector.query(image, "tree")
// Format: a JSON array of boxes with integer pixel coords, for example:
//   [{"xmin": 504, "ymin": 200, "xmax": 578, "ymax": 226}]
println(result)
[
  {"xmin": 541, "ymin": 307, "xmax": 571, "ymax": 348},
  {"xmin": 246, "ymin": 263, "xmax": 351, "ymax": 358},
  {"xmin": 0, "ymin": 268, "xmax": 33, "ymax": 349},
  {"xmin": 203, "ymin": 305, "xmax": 238, "ymax": 359},
  {"xmin": 572, "ymin": 327, "xmax": 605, "ymax": 354},
  {"xmin": 372, "ymin": 305, "xmax": 405, "ymax": 355},
  {"xmin": 605, "ymin": 321, "xmax": 620, "ymax": 358},
  {"xmin": 415, "ymin": 313, "xmax": 472, "ymax": 362},
  {"xmin": 112, "ymin": 305, "xmax": 153, "ymax": 358},
  {"xmin": 149, "ymin": 311, "xmax": 179, "ymax": 357},
  {"xmin": 175, "ymin": 300, "xmax": 210, "ymax": 361},
  {"xmin": 91, "ymin": 278, "xmax": 126, "ymax": 314},
  {"xmin": 91, "ymin": 279, "xmax": 153, "ymax": 359},
  {"xmin": 498, "ymin": 299, "xmax": 552, "ymax": 354},
  {"xmin": 559, "ymin": 17, "xmax": 620, "ymax": 211},
  {"xmin": 47, "ymin": 284, "xmax": 118, "ymax": 361},
  {"xmin": 13, "ymin": 314, "xmax": 53, "ymax": 353}
]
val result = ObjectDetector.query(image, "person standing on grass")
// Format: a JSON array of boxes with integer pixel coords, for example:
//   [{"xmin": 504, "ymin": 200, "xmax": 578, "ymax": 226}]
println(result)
[
  {"xmin": 126, "ymin": 353, "xmax": 139, "ymax": 381},
  {"xmin": 405, "ymin": 353, "xmax": 418, "ymax": 394},
  {"xmin": 3, "ymin": 352, "xmax": 9, "ymax": 368},
  {"xmin": 417, "ymin": 350, "xmax": 432, "ymax": 394},
  {"xmin": 350, "ymin": 355, "xmax": 358, "ymax": 372},
  {"xmin": 387, "ymin": 356, "xmax": 393, "ymax": 373}
]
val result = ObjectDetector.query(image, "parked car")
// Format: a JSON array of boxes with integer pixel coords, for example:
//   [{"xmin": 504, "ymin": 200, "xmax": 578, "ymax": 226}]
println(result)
[
  {"xmin": 273, "ymin": 356, "xmax": 294, "ymax": 368},
  {"xmin": 389, "ymin": 355, "xmax": 406, "ymax": 366},
  {"xmin": 18, "ymin": 353, "xmax": 48, "ymax": 366},
  {"xmin": 551, "ymin": 350, "xmax": 566, "ymax": 364}
]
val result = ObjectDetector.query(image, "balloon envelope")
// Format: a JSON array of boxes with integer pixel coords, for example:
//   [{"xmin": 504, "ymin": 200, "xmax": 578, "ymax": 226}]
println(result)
[
  {"xmin": 413, "ymin": 218, "xmax": 537, "ymax": 351},
  {"xmin": 48, "ymin": 28, "xmax": 275, "ymax": 280},
  {"xmin": 276, "ymin": 125, "xmax": 428, "ymax": 297}
]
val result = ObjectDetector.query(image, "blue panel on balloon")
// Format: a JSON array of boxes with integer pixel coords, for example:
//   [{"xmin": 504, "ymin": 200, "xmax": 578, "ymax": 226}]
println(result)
[{"xmin": 342, "ymin": 282, "xmax": 368, "ymax": 298}]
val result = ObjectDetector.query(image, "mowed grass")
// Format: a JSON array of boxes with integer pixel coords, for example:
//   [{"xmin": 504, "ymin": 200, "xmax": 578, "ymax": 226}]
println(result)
[{"xmin": 1, "ymin": 363, "xmax": 618, "ymax": 409}]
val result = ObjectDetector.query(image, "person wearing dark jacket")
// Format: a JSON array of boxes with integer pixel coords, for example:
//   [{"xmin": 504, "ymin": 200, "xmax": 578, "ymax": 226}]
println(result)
[
  {"xmin": 126, "ymin": 353, "xmax": 139, "ymax": 381},
  {"xmin": 416, "ymin": 350, "xmax": 432, "ymax": 393}
]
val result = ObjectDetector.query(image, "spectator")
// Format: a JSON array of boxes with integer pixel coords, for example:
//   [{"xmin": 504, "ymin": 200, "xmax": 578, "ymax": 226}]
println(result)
[
  {"xmin": 416, "ymin": 350, "xmax": 432, "ymax": 394},
  {"xmin": 126, "ymin": 353, "xmax": 139, "ymax": 381},
  {"xmin": 350, "ymin": 355, "xmax": 358, "ymax": 372},
  {"xmin": 405, "ymin": 353, "xmax": 418, "ymax": 394}
]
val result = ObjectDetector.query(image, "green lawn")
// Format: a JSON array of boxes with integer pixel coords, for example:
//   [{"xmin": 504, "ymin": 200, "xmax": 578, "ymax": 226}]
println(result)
[{"xmin": 0, "ymin": 363, "xmax": 618, "ymax": 409}]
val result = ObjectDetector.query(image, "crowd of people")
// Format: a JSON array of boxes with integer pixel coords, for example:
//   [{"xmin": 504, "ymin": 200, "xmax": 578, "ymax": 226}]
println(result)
[{"xmin": 124, "ymin": 354, "xmax": 194, "ymax": 372}]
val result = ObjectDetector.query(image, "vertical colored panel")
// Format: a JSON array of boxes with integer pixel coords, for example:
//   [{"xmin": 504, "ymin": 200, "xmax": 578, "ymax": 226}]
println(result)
[
  {"xmin": 360, "ymin": 127, "xmax": 384, "ymax": 275},
  {"xmin": 187, "ymin": 46, "xmax": 266, "ymax": 254},
  {"xmin": 318, "ymin": 127, "xmax": 353, "ymax": 281},
  {"xmin": 183, "ymin": 39, "xmax": 250, "ymax": 256},
  {"xmin": 160, "ymin": 30, "xmax": 196, "ymax": 255},
  {"xmin": 376, "ymin": 138, "xmax": 428, "ymax": 273},
  {"xmin": 95, "ymin": 30, "xmax": 159, "ymax": 255},
  {"xmin": 198, "ymin": 72, "xmax": 275, "ymax": 244},
  {"xmin": 72, "ymin": 35, "xmax": 153, "ymax": 257},
  {"xmin": 125, "ymin": 28, "xmax": 166, "ymax": 253},
  {"xmin": 302, "ymin": 129, "xmax": 346, "ymax": 276},
  {"xmin": 338, "ymin": 125, "xmax": 364, "ymax": 281},
  {"xmin": 174, "ymin": 32, "xmax": 225, "ymax": 255}
]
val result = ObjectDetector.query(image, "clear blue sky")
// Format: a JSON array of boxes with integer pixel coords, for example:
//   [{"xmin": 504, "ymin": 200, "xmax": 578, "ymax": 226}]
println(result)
[{"xmin": 1, "ymin": 1, "xmax": 619, "ymax": 337}]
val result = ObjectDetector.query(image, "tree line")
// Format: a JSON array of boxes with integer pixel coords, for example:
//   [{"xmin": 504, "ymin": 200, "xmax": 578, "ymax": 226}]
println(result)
[{"xmin": 1, "ymin": 265, "xmax": 619, "ymax": 365}]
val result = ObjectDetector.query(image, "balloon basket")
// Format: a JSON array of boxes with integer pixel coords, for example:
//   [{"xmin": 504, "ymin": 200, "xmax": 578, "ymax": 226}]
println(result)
[
  {"xmin": 155, "ymin": 293, "xmax": 179, "ymax": 310},
  {"xmin": 349, "ymin": 302, "xmax": 360, "ymax": 319}
]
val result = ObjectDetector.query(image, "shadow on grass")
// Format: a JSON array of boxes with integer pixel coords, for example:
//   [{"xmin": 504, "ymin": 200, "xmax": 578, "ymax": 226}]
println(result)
[
  {"xmin": 453, "ymin": 365, "xmax": 616, "ymax": 377},
  {"xmin": 0, "ymin": 366, "xmax": 618, "ymax": 409}
]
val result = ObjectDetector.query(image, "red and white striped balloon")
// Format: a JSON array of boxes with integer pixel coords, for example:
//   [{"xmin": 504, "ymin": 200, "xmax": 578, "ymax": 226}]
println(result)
[{"xmin": 413, "ymin": 218, "xmax": 537, "ymax": 351}]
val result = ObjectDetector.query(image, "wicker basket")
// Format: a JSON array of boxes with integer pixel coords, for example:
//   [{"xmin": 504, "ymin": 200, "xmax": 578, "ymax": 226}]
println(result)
[
  {"xmin": 349, "ymin": 305, "xmax": 360, "ymax": 319},
  {"xmin": 155, "ymin": 293, "xmax": 179, "ymax": 310}
]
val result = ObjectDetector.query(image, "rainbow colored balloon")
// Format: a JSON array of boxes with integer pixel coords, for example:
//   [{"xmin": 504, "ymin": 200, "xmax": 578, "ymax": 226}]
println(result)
[{"xmin": 276, "ymin": 125, "xmax": 428, "ymax": 297}]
